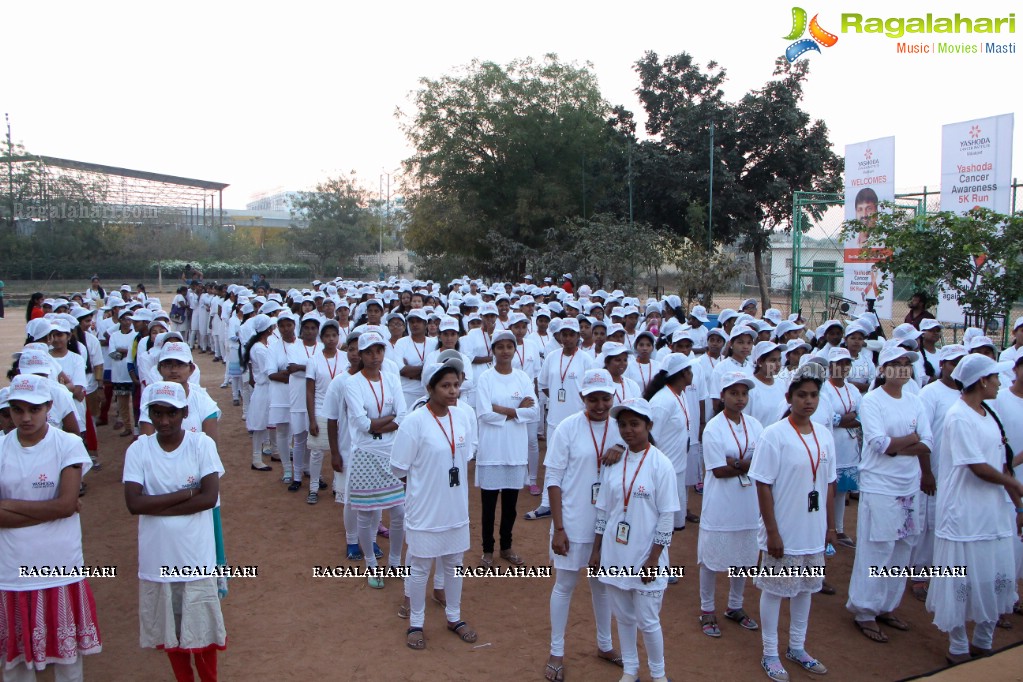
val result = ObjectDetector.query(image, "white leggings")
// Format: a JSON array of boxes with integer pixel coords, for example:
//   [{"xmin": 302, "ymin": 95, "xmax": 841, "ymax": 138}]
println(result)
[
  {"xmin": 291, "ymin": 430, "xmax": 308, "ymax": 478},
  {"xmin": 673, "ymin": 471, "xmax": 689, "ymax": 528},
  {"xmin": 832, "ymin": 491, "xmax": 848, "ymax": 534},
  {"xmin": 308, "ymin": 448, "xmax": 324, "ymax": 486},
  {"xmin": 3, "ymin": 657, "xmax": 84, "ymax": 682},
  {"xmin": 251, "ymin": 430, "xmax": 267, "ymax": 467},
  {"xmin": 949, "ymin": 621, "xmax": 995, "ymax": 655},
  {"xmin": 275, "ymin": 423, "xmax": 292, "ymax": 476},
  {"xmin": 609, "ymin": 585, "xmax": 665, "ymax": 678},
  {"xmin": 759, "ymin": 591, "xmax": 812, "ymax": 658},
  {"xmin": 527, "ymin": 421, "xmax": 540, "ymax": 485},
  {"xmin": 358, "ymin": 505, "xmax": 404, "ymax": 568},
  {"xmin": 407, "ymin": 553, "xmax": 463, "ymax": 628},
  {"xmin": 699, "ymin": 564, "xmax": 746, "ymax": 613},
  {"xmin": 240, "ymin": 377, "xmax": 253, "ymax": 416},
  {"xmin": 549, "ymin": 567, "xmax": 613, "ymax": 657}
]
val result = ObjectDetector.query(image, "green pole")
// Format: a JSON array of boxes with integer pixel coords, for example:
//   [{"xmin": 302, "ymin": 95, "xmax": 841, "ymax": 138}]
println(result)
[{"xmin": 707, "ymin": 121, "xmax": 714, "ymax": 250}]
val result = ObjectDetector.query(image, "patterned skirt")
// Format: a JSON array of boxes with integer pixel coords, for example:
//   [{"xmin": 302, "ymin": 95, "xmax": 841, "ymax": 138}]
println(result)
[
  {"xmin": 0, "ymin": 581, "xmax": 102, "ymax": 670},
  {"xmin": 753, "ymin": 551, "xmax": 826, "ymax": 598},
  {"xmin": 346, "ymin": 447, "xmax": 405, "ymax": 511}
]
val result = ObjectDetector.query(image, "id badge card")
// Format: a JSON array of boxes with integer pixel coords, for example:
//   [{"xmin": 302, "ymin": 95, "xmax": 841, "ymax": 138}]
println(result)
[
  {"xmin": 807, "ymin": 489, "xmax": 819, "ymax": 512},
  {"xmin": 738, "ymin": 473, "xmax": 752, "ymax": 488},
  {"xmin": 557, "ymin": 388, "xmax": 567, "ymax": 402},
  {"xmin": 616, "ymin": 521, "xmax": 631, "ymax": 545},
  {"xmin": 448, "ymin": 466, "xmax": 460, "ymax": 487},
  {"xmin": 591, "ymin": 482, "xmax": 600, "ymax": 505}
]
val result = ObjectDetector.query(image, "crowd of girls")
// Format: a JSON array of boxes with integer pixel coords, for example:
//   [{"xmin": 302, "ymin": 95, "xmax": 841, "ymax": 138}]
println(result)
[{"xmin": 4, "ymin": 278, "xmax": 1023, "ymax": 680}]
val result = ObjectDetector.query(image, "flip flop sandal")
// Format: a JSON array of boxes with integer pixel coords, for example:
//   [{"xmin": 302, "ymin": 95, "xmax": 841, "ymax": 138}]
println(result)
[
  {"xmin": 700, "ymin": 614, "xmax": 721, "ymax": 638},
  {"xmin": 725, "ymin": 608, "xmax": 759, "ymax": 630},
  {"xmin": 480, "ymin": 554, "xmax": 494, "ymax": 568},
  {"xmin": 1014, "ymin": 600, "xmax": 1023, "ymax": 615},
  {"xmin": 373, "ymin": 543, "xmax": 384, "ymax": 559},
  {"xmin": 378, "ymin": 523, "xmax": 390, "ymax": 538},
  {"xmin": 448, "ymin": 620, "xmax": 477, "ymax": 643},
  {"xmin": 685, "ymin": 512, "xmax": 700, "ymax": 523},
  {"xmin": 398, "ymin": 602, "xmax": 410, "ymax": 619},
  {"xmin": 835, "ymin": 534, "xmax": 856, "ymax": 548},
  {"xmin": 346, "ymin": 544, "xmax": 364, "ymax": 561},
  {"xmin": 432, "ymin": 593, "xmax": 447, "ymax": 608},
  {"xmin": 406, "ymin": 627, "xmax": 425, "ymax": 649},
  {"xmin": 997, "ymin": 617, "xmax": 1013, "ymax": 629},
  {"xmin": 785, "ymin": 649, "xmax": 828, "ymax": 675},
  {"xmin": 500, "ymin": 550, "xmax": 524, "ymax": 566},
  {"xmin": 877, "ymin": 614, "xmax": 909, "ymax": 631},
  {"xmin": 597, "ymin": 649, "xmax": 623, "ymax": 667},
  {"xmin": 911, "ymin": 583, "xmax": 928, "ymax": 601},
  {"xmin": 544, "ymin": 663, "xmax": 565, "ymax": 681},
  {"xmin": 854, "ymin": 619, "xmax": 888, "ymax": 643},
  {"xmin": 819, "ymin": 582, "xmax": 836, "ymax": 595}
]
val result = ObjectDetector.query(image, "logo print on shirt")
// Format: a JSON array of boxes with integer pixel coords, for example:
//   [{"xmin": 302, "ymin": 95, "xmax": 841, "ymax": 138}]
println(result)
[{"xmin": 33, "ymin": 473, "xmax": 56, "ymax": 489}]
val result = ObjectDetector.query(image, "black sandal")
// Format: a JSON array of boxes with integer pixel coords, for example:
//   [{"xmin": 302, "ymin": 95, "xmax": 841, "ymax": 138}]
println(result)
[{"xmin": 448, "ymin": 620, "xmax": 477, "ymax": 643}]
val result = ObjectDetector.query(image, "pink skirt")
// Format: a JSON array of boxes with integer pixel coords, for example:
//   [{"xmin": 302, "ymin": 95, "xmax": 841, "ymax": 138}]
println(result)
[{"xmin": 0, "ymin": 580, "xmax": 102, "ymax": 670}]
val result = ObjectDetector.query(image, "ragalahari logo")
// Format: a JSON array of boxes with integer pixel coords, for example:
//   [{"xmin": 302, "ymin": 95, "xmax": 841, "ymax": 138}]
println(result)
[{"xmin": 784, "ymin": 7, "xmax": 839, "ymax": 62}]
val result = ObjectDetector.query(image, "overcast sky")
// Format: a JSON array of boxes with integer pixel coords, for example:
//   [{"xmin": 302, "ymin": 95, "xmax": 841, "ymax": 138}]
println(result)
[{"xmin": 5, "ymin": 0, "xmax": 1019, "ymax": 207}]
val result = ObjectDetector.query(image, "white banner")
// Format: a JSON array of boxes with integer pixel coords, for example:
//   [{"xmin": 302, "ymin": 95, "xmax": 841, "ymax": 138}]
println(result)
[
  {"xmin": 843, "ymin": 137, "xmax": 895, "ymax": 318},
  {"xmin": 937, "ymin": 114, "xmax": 1014, "ymax": 323}
]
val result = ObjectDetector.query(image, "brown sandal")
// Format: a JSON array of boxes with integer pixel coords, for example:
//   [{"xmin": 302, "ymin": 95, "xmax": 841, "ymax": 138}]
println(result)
[
  {"xmin": 447, "ymin": 620, "xmax": 477, "ymax": 643},
  {"xmin": 854, "ymin": 619, "xmax": 889, "ymax": 643},
  {"xmin": 500, "ymin": 549, "xmax": 524, "ymax": 566}
]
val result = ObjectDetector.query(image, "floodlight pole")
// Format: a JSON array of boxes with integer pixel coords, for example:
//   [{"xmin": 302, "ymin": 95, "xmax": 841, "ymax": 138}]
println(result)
[{"xmin": 707, "ymin": 121, "xmax": 714, "ymax": 251}]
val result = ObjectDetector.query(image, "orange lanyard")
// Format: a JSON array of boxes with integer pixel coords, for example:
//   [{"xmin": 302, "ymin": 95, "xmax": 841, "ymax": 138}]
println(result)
[
  {"xmin": 789, "ymin": 417, "xmax": 822, "ymax": 484},
  {"xmin": 411, "ymin": 338, "xmax": 426, "ymax": 363},
  {"xmin": 559, "ymin": 351, "xmax": 577, "ymax": 386},
  {"xmin": 323, "ymin": 352, "xmax": 338, "ymax": 380},
  {"xmin": 365, "ymin": 374, "xmax": 385, "ymax": 417},
  {"xmin": 637, "ymin": 361, "xmax": 653, "ymax": 391},
  {"xmin": 614, "ymin": 379, "xmax": 628, "ymax": 403},
  {"xmin": 515, "ymin": 342, "xmax": 526, "ymax": 368},
  {"xmin": 622, "ymin": 444, "xmax": 651, "ymax": 514},
  {"xmin": 427, "ymin": 404, "xmax": 455, "ymax": 462},
  {"xmin": 669, "ymin": 386, "xmax": 691, "ymax": 430},
  {"xmin": 588, "ymin": 418, "xmax": 609, "ymax": 475},
  {"xmin": 830, "ymin": 380, "xmax": 853, "ymax": 413},
  {"xmin": 725, "ymin": 413, "xmax": 750, "ymax": 460}
]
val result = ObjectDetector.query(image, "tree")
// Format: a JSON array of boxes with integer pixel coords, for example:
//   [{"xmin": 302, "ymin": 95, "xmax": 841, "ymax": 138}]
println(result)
[
  {"xmin": 399, "ymin": 54, "xmax": 625, "ymax": 278},
  {"xmin": 662, "ymin": 239, "xmax": 745, "ymax": 309},
  {"xmin": 842, "ymin": 206, "xmax": 1023, "ymax": 328},
  {"xmin": 622, "ymin": 53, "xmax": 843, "ymax": 308},
  {"xmin": 287, "ymin": 172, "xmax": 376, "ymax": 278}
]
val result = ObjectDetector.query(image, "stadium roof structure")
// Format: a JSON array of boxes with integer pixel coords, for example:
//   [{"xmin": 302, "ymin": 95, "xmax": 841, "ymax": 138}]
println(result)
[{"xmin": 0, "ymin": 155, "xmax": 229, "ymax": 227}]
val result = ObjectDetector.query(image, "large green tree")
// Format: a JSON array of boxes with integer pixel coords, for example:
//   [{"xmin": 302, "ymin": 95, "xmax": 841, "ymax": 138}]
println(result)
[
  {"xmin": 399, "ymin": 54, "xmax": 625, "ymax": 279},
  {"xmin": 287, "ymin": 172, "xmax": 376, "ymax": 278},
  {"xmin": 621, "ymin": 53, "xmax": 843, "ymax": 307}
]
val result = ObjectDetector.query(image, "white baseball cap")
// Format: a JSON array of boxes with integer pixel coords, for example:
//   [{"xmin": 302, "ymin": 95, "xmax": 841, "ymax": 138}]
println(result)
[
  {"xmin": 938, "ymin": 344, "xmax": 967, "ymax": 363},
  {"xmin": 600, "ymin": 342, "xmax": 632, "ymax": 362},
  {"xmin": 719, "ymin": 371, "xmax": 755, "ymax": 393},
  {"xmin": 421, "ymin": 358, "xmax": 465, "ymax": 390},
  {"xmin": 661, "ymin": 352, "xmax": 692, "ymax": 378},
  {"xmin": 252, "ymin": 314, "xmax": 277, "ymax": 334},
  {"xmin": 753, "ymin": 341, "xmax": 783, "ymax": 364},
  {"xmin": 919, "ymin": 319, "xmax": 942, "ymax": 332},
  {"xmin": 17, "ymin": 349, "xmax": 55, "ymax": 376},
  {"xmin": 358, "ymin": 330, "xmax": 387, "ymax": 351},
  {"xmin": 878, "ymin": 343, "xmax": 920, "ymax": 366},
  {"xmin": 966, "ymin": 335, "xmax": 997, "ymax": 353},
  {"xmin": 951, "ymin": 354, "xmax": 1013, "ymax": 389},
  {"xmin": 491, "ymin": 330, "xmax": 516, "ymax": 346},
  {"xmin": 560, "ymin": 318, "xmax": 580, "ymax": 333},
  {"xmin": 609, "ymin": 397, "xmax": 654, "ymax": 421},
  {"xmin": 717, "ymin": 309, "xmax": 738, "ymax": 324},
  {"xmin": 7, "ymin": 374, "xmax": 52, "ymax": 404},
  {"xmin": 827, "ymin": 347, "xmax": 853, "ymax": 363},
  {"xmin": 688, "ymin": 305, "xmax": 709, "ymax": 323},
  {"xmin": 159, "ymin": 341, "xmax": 193, "ymax": 364},
  {"xmin": 142, "ymin": 381, "xmax": 188, "ymax": 410},
  {"xmin": 580, "ymin": 369, "xmax": 615, "ymax": 396}
]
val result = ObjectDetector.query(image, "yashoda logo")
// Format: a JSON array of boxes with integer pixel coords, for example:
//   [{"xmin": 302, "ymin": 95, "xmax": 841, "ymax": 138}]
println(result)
[{"xmin": 784, "ymin": 7, "xmax": 839, "ymax": 62}]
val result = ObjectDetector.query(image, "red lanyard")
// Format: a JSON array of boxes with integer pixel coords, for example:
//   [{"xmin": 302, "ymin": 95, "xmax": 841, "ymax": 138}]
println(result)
[
  {"xmin": 483, "ymin": 331, "xmax": 492, "ymax": 356},
  {"xmin": 830, "ymin": 380, "xmax": 853, "ymax": 413},
  {"xmin": 303, "ymin": 342, "xmax": 316, "ymax": 358},
  {"xmin": 789, "ymin": 417, "xmax": 822, "ymax": 484},
  {"xmin": 559, "ymin": 351, "xmax": 577, "ymax": 386},
  {"xmin": 323, "ymin": 352, "xmax": 338, "ymax": 380},
  {"xmin": 614, "ymin": 379, "xmax": 627, "ymax": 403},
  {"xmin": 669, "ymin": 386, "xmax": 691, "ymax": 430},
  {"xmin": 588, "ymin": 417, "xmax": 609, "ymax": 474},
  {"xmin": 365, "ymin": 374, "xmax": 385, "ymax": 417},
  {"xmin": 427, "ymin": 404, "xmax": 455, "ymax": 462},
  {"xmin": 411, "ymin": 339, "xmax": 426, "ymax": 363},
  {"xmin": 622, "ymin": 444, "xmax": 651, "ymax": 514},
  {"xmin": 725, "ymin": 413, "xmax": 750, "ymax": 460},
  {"xmin": 515, "ymin": 342, "xmax": 526, "ymax": 368},
  {"xmin": 637, "ymin": 361, "xmax": 653, "ymax": 391},
  {"xmin": 537, "ymin": 334, "xmax": 548, "ymax": 349}
]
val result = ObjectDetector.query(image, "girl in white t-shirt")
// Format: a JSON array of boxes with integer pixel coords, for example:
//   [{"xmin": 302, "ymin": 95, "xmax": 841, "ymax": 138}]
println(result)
[
  {"xmin": 712, "ymin": 326, "xmax": 756, "ymax": 413},
  {"xmin": 544, "ymin": 369, "xmax": 625, "ymax": 680},
  {"xmin": 748, "ymin": 363, "xmax": 835, "ymax": 681},
  {"xmin": 625, "ymin": 331, "xmax": 660, "ymax": 395},
  {"xmin": 927, "ymin": 355, "xmax": 1022, "ymax": 664},
  {"xmin": 284, "ymin": 315, "xmax": 322, "ymax": 490},
  {"xmin": 644, "ymin": 353, "xmax": 694, "ymax": 530},
  {"xmin": 306, "ymin": 320, "xmax": 344, "ymax": 504},
  {"xmin": 243, "ymin": 315, "xmax": 277, "ymax": 472},
  {"xmin": 698, "ymin": 372, "xmax": 763, "ymax": 639},
  {"xmin": 746, "ymin": 341, "xmax": 786, "ymax": 428},
  {"xmin": 391, "ymin": 363, "xmax": 479, "ymax": 650},
  {"xmin": 0, "ymin": 374, "xmax": 100, "ymax": 681},
  {"xmin": 476, "ymin": 331, "xmax": 538, "ymax": 567},
  {"xmin": 123, "ymin": 382, "xmax": 226, "ymax": 682},
  {"xmin": 589, "ymin": 398, "xmax": 679, "ymax": 682},
  {"xmin": 821, "ymin": 348, "xmax": 863, "ymax": 549},
  {"xmin": 603, "ymin": 343, "xmax": 641, "ymax": 407}
]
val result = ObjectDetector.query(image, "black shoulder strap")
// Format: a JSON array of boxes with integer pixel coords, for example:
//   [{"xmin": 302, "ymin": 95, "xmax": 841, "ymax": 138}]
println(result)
[{"xmin": 982, "ymin": 401, "xmax": 1014, "ymax": 476}]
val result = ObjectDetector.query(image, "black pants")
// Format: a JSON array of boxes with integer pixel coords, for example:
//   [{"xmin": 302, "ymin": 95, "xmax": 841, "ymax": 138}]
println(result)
[{"xmin": 480, "ymin": 488, "xmax": 519, "ymax": 553}]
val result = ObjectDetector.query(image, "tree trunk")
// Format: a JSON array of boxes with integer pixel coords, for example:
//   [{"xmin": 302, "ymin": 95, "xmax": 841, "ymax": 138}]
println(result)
[{"xmin": 752, "ymin": 242, "xmax": 772, "ymax": 310}]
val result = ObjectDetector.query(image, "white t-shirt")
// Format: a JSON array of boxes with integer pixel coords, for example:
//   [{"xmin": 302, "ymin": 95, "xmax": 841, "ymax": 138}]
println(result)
[
  {"xmin": 123, "ymin": 431, "xmax": 225, "ymax": 582},
  {"xmin": 475, "ymin": 368, "xmax": 538, "ymax": 466},
  {"xmin": 859, "ymin": 387, "xmax": 933, "ymax": 497},
  {"xmin": 997, "ymin": 346, "xmax": 1020, "ymax": 387},
  {"xmin": 700, "ymin": 412, "xmax": 764, "ymax": 531},
  {"xmin": 849, "ymin": 351, "xmax": 876, "ymax": 389},
  {"xmin": 390, "ymin": 405, "xmax": 476, "ymax": 543},
  {"xmin": 284, "ymin": 341, "xmax": 321, "ymax": 413},
  {"xmin": 305, "ymin": 350, "xmax": 345, "ymax": 414},
  {"xmin": 343, "ymin": 370, "xmax": 406, "ymax": 455},
  {"xmin": 935, "ymin": 401, "xmax": 1013, "ymax": 541},
  {"xmin": 538, "ymin": 349, "xmax": 596, "ymax": 430},
  {"xmin": 748, "ymin": 419, "xmax": 837, "ymax": 555},
  {"xmin": 525, "ymin": 332, "xmax": 553, "ymax": 362},
  {"xmin": 41, "ymin": 377, "xmax": 76, "ymax": 430},
  {"xmin": 323, "ymin": 369, "xmax": 360, "ymax": 455},
  {"xmin": 107, "ymin": 329, "xmax": 136, "ymax": 383},
  {"xmin": 544, "ymin": 413, "xmax": 624, "ymax": 543},
  {"xmin": 82, "ymin": 331, "xmax": 103, "ymax": 393},
  {"xmin": 920, "ymin": 381, "xmax": 962, "ymax": 482},
  {"xmin": 0, "ymin": 428, "xmax": 92, "ymax": 590},
  {"xmin": 648, "ymin": 386, "xmax": 692, "ymax": 473},
  {"xmin": 995, "ymin": 388, "xmax": 1023, "ymax": 481},
  {"xmin": 625, "ymin": 357, "xmax": 661, "ymax": 396},
  {"xmin": 712, "ymin": 357, "xmax": 754, "ymax": 392},
  {"xmin": 51, "ymin": 350, "xmax": 88, "ymax": 430},
  {"xmin": 595, "ymin": 444, "xmax": 679, "ymax": 591},
  {"xmin": 610, "ymin": 376, "xmax": 642, "ymax": 406},
  {"xmin": 746, "ymin": 376, "xmax": 787, "ymax": 427},
  {"xmin": 394, "ymin": 336, "xmax": 437, "ymax": 404},
  {"xmin": 821, "ymin": 380, "xmax": 862, "ymax": 470},
  {"xmin": 512, "ymin": 339, "xmax": 542, "ymax": 380}
]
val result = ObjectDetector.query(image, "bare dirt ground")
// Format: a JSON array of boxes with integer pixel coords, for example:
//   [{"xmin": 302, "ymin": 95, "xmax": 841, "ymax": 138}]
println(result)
[{"xmin": 2, "ymin": 311, "xmax": 1020, "ymax": 682}]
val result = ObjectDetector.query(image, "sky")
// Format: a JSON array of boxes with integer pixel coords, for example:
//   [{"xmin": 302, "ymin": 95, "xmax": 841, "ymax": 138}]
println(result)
[{"xmin": 5, "ymin": 0, "xmax": 1020, "ymax": 208}]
